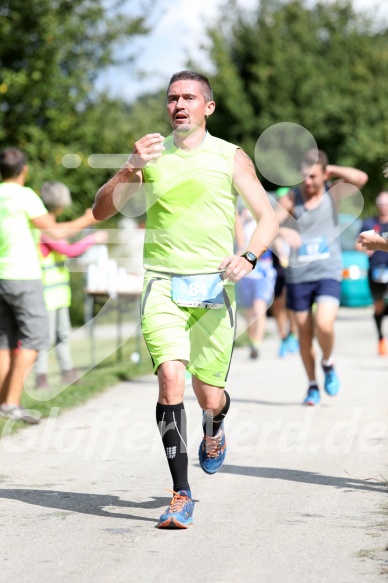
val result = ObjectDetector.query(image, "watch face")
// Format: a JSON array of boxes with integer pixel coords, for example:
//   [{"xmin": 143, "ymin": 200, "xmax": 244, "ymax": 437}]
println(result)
[{"xmin": 246, "ymin": 251, "xmax": 257, "ymax": 261}]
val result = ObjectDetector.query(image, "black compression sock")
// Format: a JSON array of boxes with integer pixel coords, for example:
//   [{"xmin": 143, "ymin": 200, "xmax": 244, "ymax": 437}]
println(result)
[
  {"xmin": 202, "ymin": 390, "xmax": 230, "ymax": 437},
  {"xmin": 374, "ymin": 313, "xmax": 384, "ymax": 340},
  {"xmin": 156, "ymin": 402, "xmax": 190, "ymax": 492}
]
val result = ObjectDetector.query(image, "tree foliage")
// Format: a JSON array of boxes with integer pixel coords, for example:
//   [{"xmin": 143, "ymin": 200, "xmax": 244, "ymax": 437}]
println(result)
[
  {"xmin": 202, "ymin": 0, "xmax": 388, "ymax": 204},
  {"xmin": 0, "ymin": 0, "xmax": 153, "ymax": 215}
]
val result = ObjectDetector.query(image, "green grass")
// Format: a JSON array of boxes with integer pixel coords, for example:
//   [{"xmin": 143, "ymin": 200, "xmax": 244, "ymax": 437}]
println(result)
[
  {"xmin": 0, "ymin": 306, "xmax": 276, "ymax": 437},
  {"xmin": 0, "ymin": 330, "xmax": 153, "ymax": 437}
]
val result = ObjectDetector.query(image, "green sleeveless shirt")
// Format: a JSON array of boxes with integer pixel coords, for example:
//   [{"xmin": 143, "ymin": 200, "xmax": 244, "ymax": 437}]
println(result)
[{"xmin": 142, "ymin": 132, "xmax": 238, "ymax": 274}]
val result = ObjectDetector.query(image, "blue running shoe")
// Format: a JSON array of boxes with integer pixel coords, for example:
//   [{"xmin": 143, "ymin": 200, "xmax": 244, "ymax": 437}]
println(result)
[
  {"xmin": 286, "ymin": 333, "xmax": 299, "ymax": 354},
  {"xmin": 157, "ymin": 490, "xmax": 194, "ymax": 529},
  {"xmin": 278, "ymin": 338, "xmax": 289, "ymax": 358},
  {"xmin": 303, "ymin": 387, "xmax": 320, "ymax": 406},
  {"xmin": 322, "ymin": 364, "xmax": 340, "ymax": 396},
  {"xmin": 199, "ymin": 422, "xmax": 227, "ymax": 475}
]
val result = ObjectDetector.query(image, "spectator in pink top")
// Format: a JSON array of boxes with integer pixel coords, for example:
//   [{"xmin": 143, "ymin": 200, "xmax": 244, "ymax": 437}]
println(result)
[{"xmin": 35, "ymin": 181, "xmax": 108, "ymax": 389}]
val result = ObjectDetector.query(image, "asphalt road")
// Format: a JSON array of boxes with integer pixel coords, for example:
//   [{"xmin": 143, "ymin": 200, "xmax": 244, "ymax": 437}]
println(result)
[{"xmin": 0, "ymin": 307, "xmax": 387, "ymax": 583}]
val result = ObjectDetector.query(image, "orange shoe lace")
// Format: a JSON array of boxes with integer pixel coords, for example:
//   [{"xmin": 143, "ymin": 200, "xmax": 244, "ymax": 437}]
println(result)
[
  {"xmin": 164, "ymin": 489, "xmax": 190, "ymax": 513},
  {"xmin": 202, "ymin": 429, "xmax": 225, "ymax": 458}
]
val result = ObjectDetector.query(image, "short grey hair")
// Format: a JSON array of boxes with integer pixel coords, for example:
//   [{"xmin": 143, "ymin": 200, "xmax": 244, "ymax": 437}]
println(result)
[
  {"xmin": 168, "ymin": 70, "xmax": 213, "ymax": 103},
  {"xmin": 40, "ymin": 181, "xmax": 72, "ymax": 212}
]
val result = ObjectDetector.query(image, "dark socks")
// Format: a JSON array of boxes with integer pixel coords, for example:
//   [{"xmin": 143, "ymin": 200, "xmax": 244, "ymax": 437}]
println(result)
[
  {"xmin": 202, "ymin": 390, "xmax": 230, "ymax": 437},
  {"xmin": 374, "ymin": 313, "xmax": 384, "ymax": 340},
  {"xmin": 156, "ymin": 402, "xmax": 190, "ymax": 492}
]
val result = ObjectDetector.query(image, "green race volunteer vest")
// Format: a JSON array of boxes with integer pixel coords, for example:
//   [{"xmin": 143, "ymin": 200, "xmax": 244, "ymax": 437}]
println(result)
[
  {"xmin": 142, "ymin": 132, "xmax": 238, "ymax": 274},
  {"xmin": 39, "ymin": 247, "xmax": 71, "ymax": 311}
]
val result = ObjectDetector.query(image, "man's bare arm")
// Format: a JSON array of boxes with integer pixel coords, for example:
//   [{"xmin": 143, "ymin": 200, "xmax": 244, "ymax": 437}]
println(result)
[
  {"xmin": 358, "ymin": 230, "xmax": 388, "ymax": 253},
  {"xmin": 32, "ymin": 208, "xmax": 99, "ymax": 239},
  {"xmin": 326, "ymin": 164, "xmax": 368, "ymax": 208},
  {"xmin": 93, "ymin": 166, "xmax": 142, "ymax": 221},
  {"xmin": 326, "ymin": 164, "xmax": 368, "ymax": 190},
  {"xmin": 219, "ymin": 149, "xmax": 279, "ymax": 282},
  {"xmin": 93, "ymin": 133, "xmax": 165, "ymax": 220},
  {"xmin": 233, "ymin": 148, "xmax": 278, "ymax": 252}
]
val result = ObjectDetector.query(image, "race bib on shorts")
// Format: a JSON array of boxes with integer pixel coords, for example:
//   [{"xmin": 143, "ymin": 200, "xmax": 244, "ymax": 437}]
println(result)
[
  {"xmin": 371, "ymin": 266, "xmax": 388, "ymax": 283},
  {"xmin": 171, "ymin": 273, "xmax": 225, "ymax": 308},
  {"xmin": 297, "ymin": 236, "xmax": 330, "ymax": 263}
]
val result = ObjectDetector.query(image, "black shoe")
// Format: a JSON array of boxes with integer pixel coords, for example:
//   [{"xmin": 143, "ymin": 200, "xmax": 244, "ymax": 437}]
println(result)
[{"xmin": 250, "ymin": 346, "xmax": 259, "ymax": 359}]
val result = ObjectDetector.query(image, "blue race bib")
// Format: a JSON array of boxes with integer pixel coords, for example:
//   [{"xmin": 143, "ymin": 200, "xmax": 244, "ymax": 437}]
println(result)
[
  {"xmin": 371, "ymin": 266, "xmax": 388, "ymax": 283},
  {"xmin": 297, "ymin": 236, "xmax": 330, "ymax": 263},
  {"xmin": 171, "ymin": 273, "xmax": 225, "ymax": 308}
]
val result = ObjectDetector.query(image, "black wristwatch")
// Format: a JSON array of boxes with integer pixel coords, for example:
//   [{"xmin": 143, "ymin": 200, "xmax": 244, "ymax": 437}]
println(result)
[{"xmin": 241, "ymin": 251, "xmax": 257, "ymax": 269}]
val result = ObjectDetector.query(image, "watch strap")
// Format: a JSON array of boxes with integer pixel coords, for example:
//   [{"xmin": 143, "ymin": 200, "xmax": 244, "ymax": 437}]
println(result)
[{"xmin": 241, "ymin": 251, "xmax": 257, "ymax": 269}]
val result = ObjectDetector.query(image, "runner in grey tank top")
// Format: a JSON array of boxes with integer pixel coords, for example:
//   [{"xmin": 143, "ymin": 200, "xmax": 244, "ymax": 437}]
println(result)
[
  {"xmin": 286, "ymin": 187, "xmax": 342, "ymax": 284},
  {"xmin": 275, "ymin": 149, "xmax": 368, "ymax": 407}
]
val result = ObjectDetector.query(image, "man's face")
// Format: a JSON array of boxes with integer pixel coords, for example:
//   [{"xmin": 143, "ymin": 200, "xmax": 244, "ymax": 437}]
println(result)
[
  {"xmin": 166, "ymin": 80, "xmax": 214, "ymax": 133},
  {"xmin": 301, "ymin": 163, "xmax": 327, "ymax": 196},
  {"xmin": 376, "ymin": 192, "xmax": 388, "ymax": 214}
]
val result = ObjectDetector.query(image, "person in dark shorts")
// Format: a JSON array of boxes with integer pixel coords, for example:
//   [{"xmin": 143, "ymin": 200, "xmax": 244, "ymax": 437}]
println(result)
[
  {"xmin": 0, "ymin": 148, "xmax": 98, "ymax": 424},
  {"xmin": 270, "ymin": 188, "xmax": 299, "ymax": 357},
  {"xmin": 271, "ymin": 253, "xmax": 299, "ymax": 357},
  {"xmin": 235, "ymin": 205, "xmax": 276, "ymax": 359},
  {"xmin": 276, "ymin": 149, "xmax": 368, "ymax": 406},
  {"xmin": 356, "ymin": 191, "xmax": 388, "ymax": 355}
]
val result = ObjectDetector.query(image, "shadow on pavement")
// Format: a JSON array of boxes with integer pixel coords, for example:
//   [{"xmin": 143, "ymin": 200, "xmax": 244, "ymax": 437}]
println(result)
[
  {"xmin": 185, "ymin": 395, "xmax": 304, "ymax": 407},
  {"xmin": 0, "ymin": 489, "xmax": 171, "ymax": 522},
  {"xmin": 219, "ymin": 465, "xmax": 387, "ymax": 493},
  {"xmin": 229, "ymin": 397, "xmax": 311, "ymax": 407}
]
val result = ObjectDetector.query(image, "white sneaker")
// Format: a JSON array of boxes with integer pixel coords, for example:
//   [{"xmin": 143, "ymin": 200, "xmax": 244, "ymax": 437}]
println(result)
[{"xmin": 0, "ymin": 405, "xmax": 40, "ymax": 425}]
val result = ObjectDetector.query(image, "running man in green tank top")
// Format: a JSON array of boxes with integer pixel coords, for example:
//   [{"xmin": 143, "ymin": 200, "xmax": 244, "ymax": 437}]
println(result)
[{"xmin": 93, "ymin": 71, "xmax": 278, "ymax": 529}]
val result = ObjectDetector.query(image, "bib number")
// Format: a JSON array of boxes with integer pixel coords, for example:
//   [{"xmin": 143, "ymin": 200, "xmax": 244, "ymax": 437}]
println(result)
[
  {"xmin": 297, "ymin": 236, "xmax": 330, "ymax": 263},
  {"xmin": 371, "ymin": 266, "xmax": 388, "ymax": 283},
  {"xmin": 171, "ymin": 273, "xmax": 225, "ymax": 308}
]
